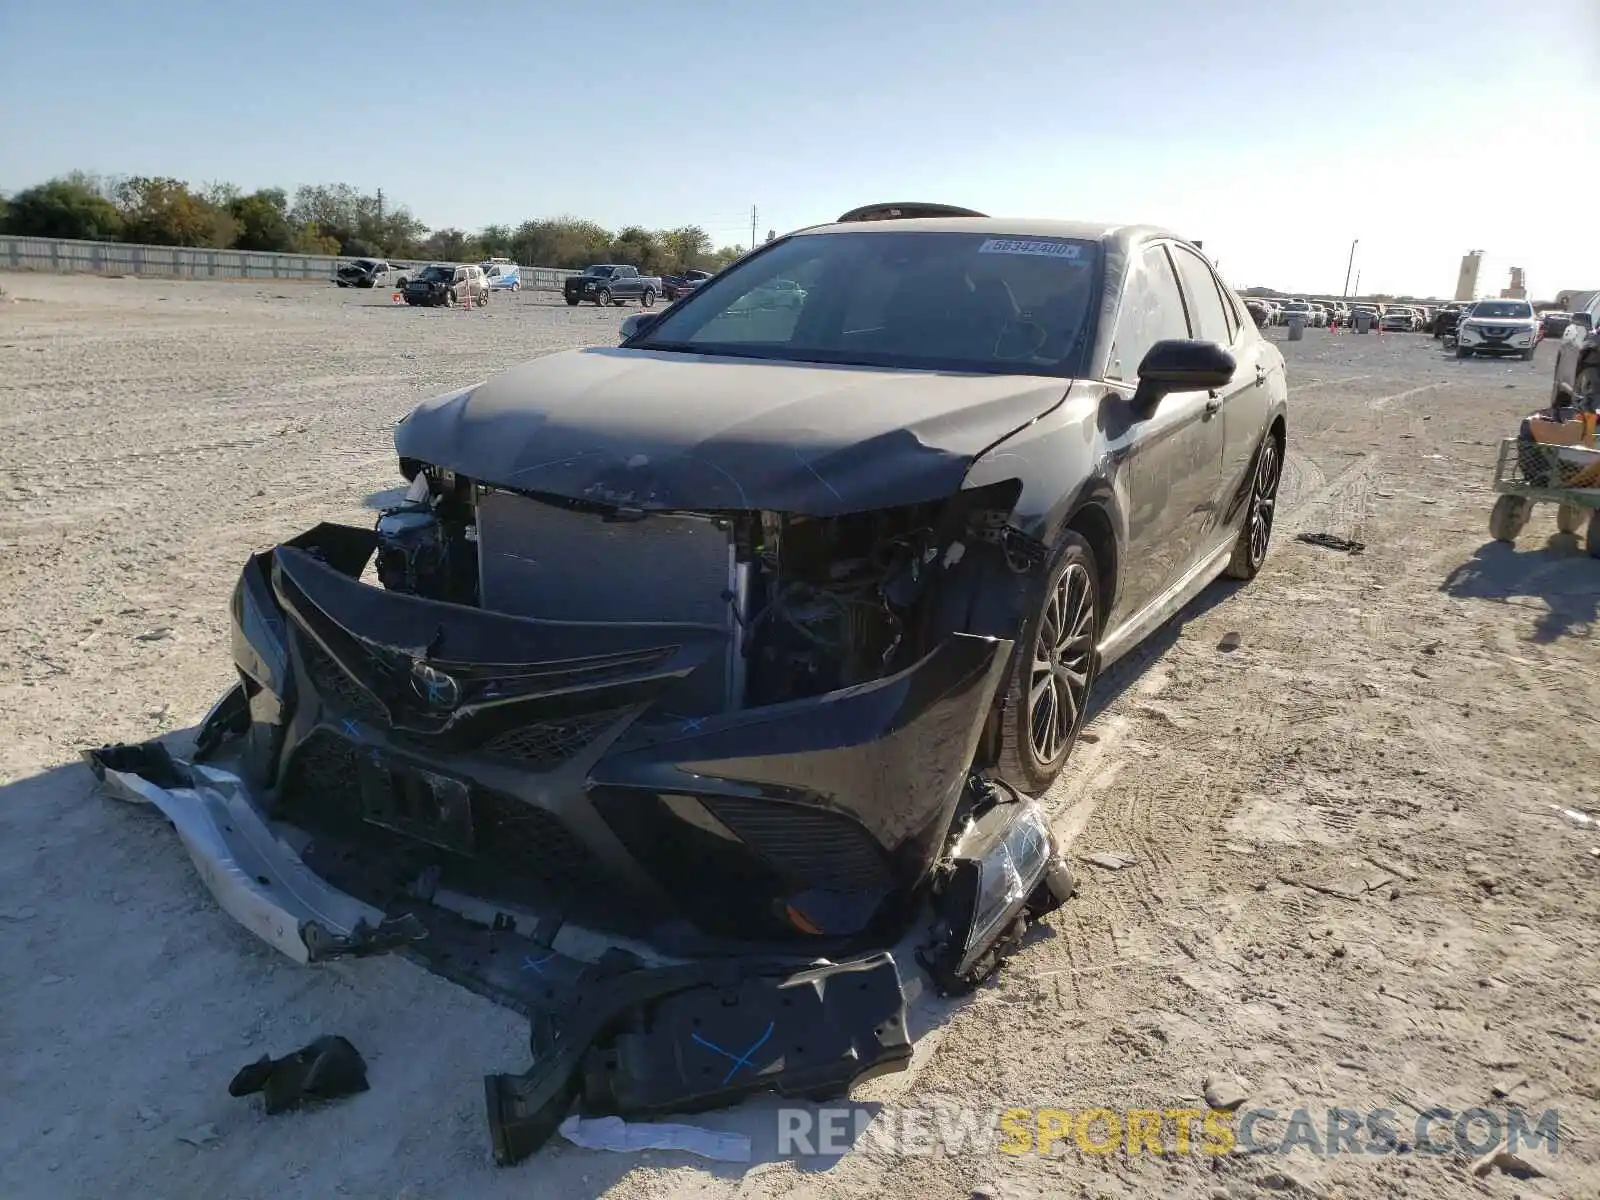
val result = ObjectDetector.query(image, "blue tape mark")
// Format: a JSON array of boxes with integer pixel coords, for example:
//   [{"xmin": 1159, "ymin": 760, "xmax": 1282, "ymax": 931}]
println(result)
[
  {"xmin": 521, "ymin": 953, "xmax": 555, "ymax": 974},
  {"xmin": 340, "ymin": 718, "xmax": 362, "ymax": 738},
  {"xmin": 691, "ymin": 1020, "xmax": 776, "ymax": 1085},
  {"xmin": 679, "ymin": 717, "xmax": 705, "ymax": 734}
]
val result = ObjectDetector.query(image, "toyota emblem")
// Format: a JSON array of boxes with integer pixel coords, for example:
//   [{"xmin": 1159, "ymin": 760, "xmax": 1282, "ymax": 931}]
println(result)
[{"xmin": 409, "ymin": 660, "xmax": 461, "ymax": 711}]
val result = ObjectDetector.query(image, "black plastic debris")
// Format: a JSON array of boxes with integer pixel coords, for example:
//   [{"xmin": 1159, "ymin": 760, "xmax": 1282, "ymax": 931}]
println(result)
[
  {"xmin": 1295, "ymin": 532, "xmax": 1366, "ymax": 554},
  {"xmin": 229, "ymin": 1035, "xmax": 370, "ymax": 1115},
  {"xmin": 484, "ymin": 950, "xmax": 911, "ymax": 1166},
  {"xmin": 584, "ymin": 953, "xmax": 910, "ymax": 1117}
]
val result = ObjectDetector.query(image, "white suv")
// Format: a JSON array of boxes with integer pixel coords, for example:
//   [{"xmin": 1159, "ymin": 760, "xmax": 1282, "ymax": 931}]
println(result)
[{"xmin": 1456, "ymin": 299, "xmax": 1539, "ymax": 360}]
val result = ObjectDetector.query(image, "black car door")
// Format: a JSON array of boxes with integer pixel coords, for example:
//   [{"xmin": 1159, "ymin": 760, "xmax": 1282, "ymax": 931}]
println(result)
[
  {"xmin": 1168, "ymin": 243, "xmax": 1262, "ymax": 551},
  {"xmin": 1105, "ymin": 243, "xmax": 1224, "ymax": 628}
]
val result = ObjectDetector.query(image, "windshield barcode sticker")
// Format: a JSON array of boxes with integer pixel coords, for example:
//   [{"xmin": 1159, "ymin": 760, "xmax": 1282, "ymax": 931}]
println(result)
[{"xmin": 977, "ymin": 238, "xmax": 1082, "ymax": 259}]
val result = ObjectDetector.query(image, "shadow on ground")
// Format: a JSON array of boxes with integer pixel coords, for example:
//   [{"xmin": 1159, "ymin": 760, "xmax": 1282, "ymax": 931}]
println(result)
[
  {"xmin": 1089, "ymin": 577, "xmax": 1246, "ymax": 721},
  {"xmin": 1439, "ymin": 537, "xmax": 1600, "ymax": 642}
]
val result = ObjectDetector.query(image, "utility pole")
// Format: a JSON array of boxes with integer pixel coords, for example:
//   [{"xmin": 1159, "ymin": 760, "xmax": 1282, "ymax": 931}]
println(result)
[
  {"xmin": 1341, "ymin": 238, "xmax": 1358, "ymax": 298},
  {"xmin": 376, "ymin": 188, "xmax": 384, "ymax": 224},
  {"xmin": 1353, "ymin": 268, "xmax": 1361, "ymax": 298},
  {"xmin": 750, "ymin": 205, "xmax": 757, "ymax": 253}
]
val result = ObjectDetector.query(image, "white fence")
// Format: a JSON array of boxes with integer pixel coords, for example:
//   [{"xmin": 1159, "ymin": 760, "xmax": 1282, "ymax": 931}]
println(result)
[{"xmin": 0, "ymin": 235, "xmax": 576, "ymax": 292}]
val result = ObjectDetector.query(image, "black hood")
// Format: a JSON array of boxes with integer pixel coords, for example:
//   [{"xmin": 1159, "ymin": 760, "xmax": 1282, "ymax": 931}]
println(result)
[{"xmin": 394, "ymin": 347, "xmax": 1068, "ymax": 516}]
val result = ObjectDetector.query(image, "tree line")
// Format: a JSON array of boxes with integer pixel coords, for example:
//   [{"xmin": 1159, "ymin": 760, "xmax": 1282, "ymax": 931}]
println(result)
[{"xmin": 0, "ymin": 173, "xmax": 747, "ymax": 273}]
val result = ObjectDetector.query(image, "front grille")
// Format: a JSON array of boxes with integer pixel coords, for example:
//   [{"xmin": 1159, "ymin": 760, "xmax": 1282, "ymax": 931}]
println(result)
[
  {"xmin": 472, "ymin": 787, "xmax": 609, "ymax": 892},
  {"xmin": 477, "ymin": 707, "xmax": 629, "ymax": 769},
  {"xmin": 699, "ymin": 797, "xmax": 889, "ymax": 891},
  {"xmin": 295, "ymin": 630, "xmax": 388, "ymax": 726},
  {"xmin": 280, "ymin": 731, "xmax": 365, "ymax": 829},
  {"xmin": 281, "ymin": 730, "xmax": 612, "ymax": 900}
]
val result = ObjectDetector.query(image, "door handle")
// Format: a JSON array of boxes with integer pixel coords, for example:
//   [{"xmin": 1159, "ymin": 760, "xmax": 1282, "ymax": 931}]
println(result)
[
  {"xmin": 1254, "ymin": 366, "xmax": 1267, "ymax": 387},
  {"xmin": 1204, "ymin": 397, "xmax": 1222, "ymax": 416}
]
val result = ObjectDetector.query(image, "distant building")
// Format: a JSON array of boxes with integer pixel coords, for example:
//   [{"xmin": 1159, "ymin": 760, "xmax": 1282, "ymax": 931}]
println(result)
[
  {"xmin": 1499, "ymin": 267, "xmax": 1527, "ymax": 299},
  {"xmin": 1454, "ymin": 251, "xmax": 1485, "ymax": 302}
]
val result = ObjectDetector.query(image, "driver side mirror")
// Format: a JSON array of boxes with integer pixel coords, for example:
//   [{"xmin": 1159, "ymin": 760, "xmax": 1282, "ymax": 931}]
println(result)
[
  {"xmin": 1131, "ymin": 339, "xmax": 1236, "ymax": 412},
  {"xmin": 620, "ymin": 312, "xmax": 662, "ymax": 343},
  {"xmin": 1572, "ymin": 311, "xmax": 1594, "ymax": 333}
]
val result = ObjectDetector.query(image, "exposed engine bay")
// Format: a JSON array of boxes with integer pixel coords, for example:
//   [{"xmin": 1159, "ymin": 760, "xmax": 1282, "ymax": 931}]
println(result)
[{"xmin": 377, "ymin": 463, "xmax": 1026, "ymax": 716}]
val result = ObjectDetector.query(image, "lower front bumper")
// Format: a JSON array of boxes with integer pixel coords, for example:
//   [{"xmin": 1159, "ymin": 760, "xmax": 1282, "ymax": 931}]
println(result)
[{"xmin": 1460, "ymin": 341, "xmax": 1534, "ymax": 354}]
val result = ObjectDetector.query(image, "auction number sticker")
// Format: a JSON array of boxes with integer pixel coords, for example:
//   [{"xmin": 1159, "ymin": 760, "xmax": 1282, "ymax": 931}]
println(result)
[{"xmin": 977, "ymin": 238, "xmax": 1083, "ymax": 259}]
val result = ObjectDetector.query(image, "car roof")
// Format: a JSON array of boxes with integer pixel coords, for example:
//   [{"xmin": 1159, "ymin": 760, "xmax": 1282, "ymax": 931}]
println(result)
[{"xmin": 790, "ymin": 215, "xmax": 1181, "ymax": 255}]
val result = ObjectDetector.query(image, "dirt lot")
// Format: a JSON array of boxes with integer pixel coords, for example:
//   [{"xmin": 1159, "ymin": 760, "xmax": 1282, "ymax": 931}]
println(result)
[{"xmin": 1, "ymin": 274, "xmax": 1596, "ymax": 1200}]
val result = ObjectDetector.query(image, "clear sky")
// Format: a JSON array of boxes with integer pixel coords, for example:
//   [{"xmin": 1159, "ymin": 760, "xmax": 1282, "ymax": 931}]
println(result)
[{"xmin": 2, "ymin": 0, "xmax": 1595, "ymax": 298}]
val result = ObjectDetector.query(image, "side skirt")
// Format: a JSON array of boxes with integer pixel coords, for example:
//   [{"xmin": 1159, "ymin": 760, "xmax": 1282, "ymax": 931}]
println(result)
[{"xmin": 1095, "ymin": 538, "xmax": 1234, "ymax": 671}]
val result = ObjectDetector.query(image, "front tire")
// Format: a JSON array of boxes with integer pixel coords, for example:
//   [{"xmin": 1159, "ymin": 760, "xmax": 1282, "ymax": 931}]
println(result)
[
  {"xmin": 640, "ymin": 288, "xmax": 655, "ymax": 308},
  {"xmin": 1578, "ymin": 365, "xmax": 1600, "ymax": 403},
  {"xmin": 1489, "ymin": 495, "xmax": 1532, "ymax": 543},
  {"xmin": 1225, "ymin": 432, "xmax": 1282, "ymax": 580},
  {"xmin": 995, "ymin": 533, "xmax": 1100, "ymax": 795},
  {"xmin": 1456, "ymin": 345, "xmax": 1472, "ymax": 358},
  {"xmin": 1557, "ymin": 504, "xmax": 1585, "ymax": 535},
  {"xmin": 595, "ymin": 287, "xmax": 611, "ymax": 307}
]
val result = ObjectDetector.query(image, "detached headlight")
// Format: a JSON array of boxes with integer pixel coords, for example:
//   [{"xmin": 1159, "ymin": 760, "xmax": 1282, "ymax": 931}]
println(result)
[{"xmin": 917, "ymin": 782, "xmax": 1075, "ymax": 995}]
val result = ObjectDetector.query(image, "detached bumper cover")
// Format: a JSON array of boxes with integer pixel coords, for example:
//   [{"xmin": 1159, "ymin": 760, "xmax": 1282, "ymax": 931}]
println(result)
[{"xmin": 84, "ymin": 741, "xmax": 424, "ymax": 964}]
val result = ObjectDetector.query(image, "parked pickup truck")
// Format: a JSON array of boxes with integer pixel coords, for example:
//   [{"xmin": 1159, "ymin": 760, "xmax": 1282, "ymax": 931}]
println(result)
[{"xmin": 564, "ymin": 264, "xmax": 662, "ymax": 308}]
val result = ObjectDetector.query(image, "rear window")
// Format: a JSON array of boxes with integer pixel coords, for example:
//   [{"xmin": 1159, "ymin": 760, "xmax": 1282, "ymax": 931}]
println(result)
[{"xmin": 635, "ymin": 229, "xmax": 1103, "ymax": 376}]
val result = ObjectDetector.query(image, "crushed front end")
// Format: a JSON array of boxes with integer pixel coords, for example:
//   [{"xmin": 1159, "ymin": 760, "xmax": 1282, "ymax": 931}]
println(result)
[
  {"xmin": 94, "ymin": 458, "xmax": 1079, "ymax": 1161},
  {"xmin": 194, "ymin": 458, "xmax": 1045, "ymax": 955}
]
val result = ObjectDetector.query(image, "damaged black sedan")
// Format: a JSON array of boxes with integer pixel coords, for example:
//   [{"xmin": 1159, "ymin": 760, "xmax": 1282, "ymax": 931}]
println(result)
[{"xmin": 94, "ymin": 205, "xmax": 1286, "ymax": 1159}]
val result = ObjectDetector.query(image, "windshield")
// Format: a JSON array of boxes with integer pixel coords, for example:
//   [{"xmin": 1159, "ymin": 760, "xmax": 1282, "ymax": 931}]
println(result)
[
  {"xmin": 584, "ymin": 265, "xmax": 617, "ymax": 277},
  {"xmin": 633, "ymin": 230, "xmax": 1102, "ymax": 376},
  {"xmin": 417, "ymin": 265, "xmax": 452, "ymax": 281},
  {"xmin": 1469, "ymin": 301, "xmax": 1533, "ymax": 319}
]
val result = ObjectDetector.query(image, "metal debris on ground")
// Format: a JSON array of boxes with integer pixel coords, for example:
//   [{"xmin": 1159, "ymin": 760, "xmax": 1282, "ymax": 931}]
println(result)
[
  {"xmin": 557, "ymin": 1114, "xmax": 752, "ymax": 1162},
  {"xmin": 1295, "ymin": 532, "xmax": 1367, "ymax": 554}
]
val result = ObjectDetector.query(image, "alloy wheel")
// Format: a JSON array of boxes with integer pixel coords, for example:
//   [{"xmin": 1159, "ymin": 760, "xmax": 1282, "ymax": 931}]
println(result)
[
  {"xmin": 1248, "ymin": 440, "xmax": 1280, "ymax": 568},
  {"xmin": 1026, "ymin": 562, "xmax": 1096, "ymax": 763}
]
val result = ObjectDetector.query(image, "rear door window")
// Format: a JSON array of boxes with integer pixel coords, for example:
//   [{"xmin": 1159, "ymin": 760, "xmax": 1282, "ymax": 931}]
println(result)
[{"xmin": 1177, "ymin": 249, "xmax": 1235, "ymax": 347}]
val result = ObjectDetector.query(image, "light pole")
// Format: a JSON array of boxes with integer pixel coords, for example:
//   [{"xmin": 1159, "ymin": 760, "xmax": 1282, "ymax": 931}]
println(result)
[{"xmin": 1342, "ymin": 238, "xmax": 1359, "ymax": 298}]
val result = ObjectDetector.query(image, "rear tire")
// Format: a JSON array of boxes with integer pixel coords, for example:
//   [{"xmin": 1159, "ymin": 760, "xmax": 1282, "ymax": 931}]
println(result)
[
  {"xmin": 995, "ymin": 532, "xmax": 1101, "ymax": 796},
  {"xmin": 1579, "ymin": 365, "xmax": 1600, "ymax": 403},
  {"xmin": 1225, "ymin": 432, "xmax": 1282, "ymax": 581},
  {"xmin": 1489, "ymin": 495, "xmax": 1532, "ymax": 543},
  {"xmin": 640, "ymin": 288, "xmax": 655, "ymax": 308},
  {"xmin": 566, "ymin": 298, "xmax": 580, "ymax": 306}
]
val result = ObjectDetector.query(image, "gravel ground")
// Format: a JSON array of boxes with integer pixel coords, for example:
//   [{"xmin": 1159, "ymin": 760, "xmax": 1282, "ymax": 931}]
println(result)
[{"xmin": 1, "ymin": 274, "xmax": 1596, "ymax": 1200}]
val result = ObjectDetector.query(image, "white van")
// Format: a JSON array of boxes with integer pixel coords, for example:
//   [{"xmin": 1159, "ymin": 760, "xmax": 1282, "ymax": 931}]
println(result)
[{"xmin": 480, "ymin": 258, "xmax": 521, "ymax": 292}]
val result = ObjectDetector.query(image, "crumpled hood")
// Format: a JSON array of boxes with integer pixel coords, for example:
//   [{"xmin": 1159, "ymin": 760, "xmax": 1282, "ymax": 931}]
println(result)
[{"xmin": 394, "ymin": 347, "xmax": 1068, "ymax": 515}]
